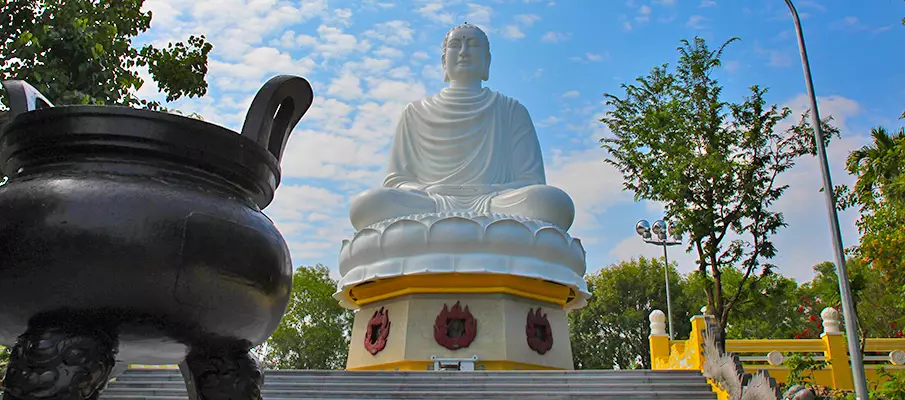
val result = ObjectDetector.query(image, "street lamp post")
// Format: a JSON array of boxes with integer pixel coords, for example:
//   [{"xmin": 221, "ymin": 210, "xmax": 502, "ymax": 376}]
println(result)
[
  {"xmin": 783, "ymin": 1, "xmax": 869, "ymax": 398},
  {"xmin": 636, "ymin": 219, "xmax": 682, "ymax": 340}
]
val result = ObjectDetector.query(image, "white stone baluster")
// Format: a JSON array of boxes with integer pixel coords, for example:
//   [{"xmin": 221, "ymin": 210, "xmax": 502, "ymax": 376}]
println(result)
[
  {"xmin": 821, "ymin": 307, "xmax": 841, "ymax": 334},
  {"xmin": 649, "ymin": 310, "xmax": 667, "ymax": 336}
]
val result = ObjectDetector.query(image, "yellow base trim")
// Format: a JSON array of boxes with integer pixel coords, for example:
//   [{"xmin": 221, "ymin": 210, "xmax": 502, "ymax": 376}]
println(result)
[
  {"xmin": 347, "ymin": 359, "xmax": 564, "ymax": 371},
  {"xmin": 348, "ymin": 273, "xmax": 576, "ymax": 308}
]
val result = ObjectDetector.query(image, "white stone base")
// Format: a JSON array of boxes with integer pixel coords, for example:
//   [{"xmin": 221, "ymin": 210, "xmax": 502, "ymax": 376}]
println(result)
[
  {"xmin": 335, "ymin": 212, "xmax": 590, "ymax": 310},
  {"xmin": 346, "ymin": 293, "xmax": 574, "ymax": 370}
]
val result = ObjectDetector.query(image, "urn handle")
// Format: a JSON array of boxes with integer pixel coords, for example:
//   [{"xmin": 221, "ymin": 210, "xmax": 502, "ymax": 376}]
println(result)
[
  {"xmin": 1, "ymin": 80, "xmax": 54, "ymax": 120},
  {"xmin": 240, "ymin": 75, "xmax": 313, "ymax": 163}
]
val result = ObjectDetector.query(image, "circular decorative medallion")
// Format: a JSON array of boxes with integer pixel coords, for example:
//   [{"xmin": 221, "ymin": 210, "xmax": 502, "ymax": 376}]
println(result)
[
  {"xmin": 433, "ymin": 301, "xmax": 477, "ymax": 350},
  {"xmin": 891, "ymin": 350, "xmax": 905, "ymax": 366},
  {"xmin": 526, "ymin": 307, "xmax": 553, "ymax": 355},
  {"xmin": 364, "ymin": 307, "xmax": 390, "ymax": 355},
  {"xmin": 766, "ymin": 351, "xmax": 784, "ymax": 366}
]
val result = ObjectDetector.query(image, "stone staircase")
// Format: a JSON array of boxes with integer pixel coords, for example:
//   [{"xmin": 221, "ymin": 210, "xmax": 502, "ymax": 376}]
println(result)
[{"xmin": 100, "ymin": 368, "xmax": 718, "ymax": 399}]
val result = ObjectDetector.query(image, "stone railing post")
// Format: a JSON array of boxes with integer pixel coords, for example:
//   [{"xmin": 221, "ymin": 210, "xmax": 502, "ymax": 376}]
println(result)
[
  {"xmin": 688, "ymin": 315, "xmax": 711, "ymax": 370},
  {"xmin": 649, "ymin": 310, "xmax": 670, "ymax": 369},
  {"xmin": 820, "ymin": 307, "xmax": 854, "ymax": 390}
]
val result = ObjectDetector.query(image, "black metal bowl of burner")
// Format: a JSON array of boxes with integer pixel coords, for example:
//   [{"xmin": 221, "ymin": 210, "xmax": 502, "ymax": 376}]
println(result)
[{"xmin": 0, "ymin": 76, "xmax": 312, "ymax": 365}]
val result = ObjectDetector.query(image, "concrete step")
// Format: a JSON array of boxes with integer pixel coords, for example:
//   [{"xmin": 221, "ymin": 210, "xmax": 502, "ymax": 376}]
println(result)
[
  {"xmin": 115, "ymin": 369, "xmax": 707, "ymax": 376},
  {"xmin": 100, "ymin": 369, "xmax": 718, "ymax": 400},
  {"xmin": 105, "ymin": 381, "xmax": 713, "ymax": 391},
  {"xmin": 113, "ymin": 370, "xmax": 707, "ymax": 381},
  {"xmin": 102, "ymin": 388, "xmax": 717, "ymax": 400},
  {"xmin": 114, "ymin": 375, "xmax": 710, "ymax": 384}
]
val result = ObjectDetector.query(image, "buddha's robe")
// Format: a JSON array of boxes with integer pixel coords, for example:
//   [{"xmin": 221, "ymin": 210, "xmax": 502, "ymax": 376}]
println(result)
[{"xmin": 349, "ymin": 87, "xmax": 575, "ymax": 231}]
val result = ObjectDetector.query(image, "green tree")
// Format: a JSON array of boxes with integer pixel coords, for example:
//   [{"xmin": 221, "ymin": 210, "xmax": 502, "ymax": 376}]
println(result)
[
  {"xmin": 569, "ymin": 257, "xmax": 696, "ymax": 369},
  {"xmin": 686, "ymin": 267, "xmax": 805, "ymax": 339},
  {"xmin": 600, "ymin": 36, "xmax": 837, "ymax": 345},
  {"xmin": 839, "ymin": 127, "xmax": 905, "ymax": 288},
  {"xmin": 846, "ymin": 127, "xmax": 905, "ymax": 206},
  {"xmin": 800, "ymin": 261, "xmax": 905, "ymax": 339},
  {"xmin": 0, "ymin": 0, "xmax": 212, "ymax": 110},
  {"xmin": 263, "ymin": 265, "xmax": 352, "ymax": 370}
]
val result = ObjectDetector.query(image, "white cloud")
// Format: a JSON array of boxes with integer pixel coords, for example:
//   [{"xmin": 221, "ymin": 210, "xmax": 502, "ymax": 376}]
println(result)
[
  {"xmin": 636, "ymin": 5, "xmax": 652, "ymax": 23},
  {"xmin": 412, "ymin": 51, "xmax": 431, "ymax": 62},
  {"xmin": 422, "ymin": 63, "xmax": 445, "ymax": 81},
  {"xmin": 267, "ymin": 184, "xmax": 351, "ymax": 261},
  {"xmin": 366, "ymin": 79, "xmax": 428, "ymax": 103},
  {"xmin": 418, "ymin": 2, "xmax": 456, "ymax": 24},
  {"xmin": 754, "ymin": 42, "xmax": 793, "ymax": 68},
  {"xmin": 388, "ymin": 66, "xmax": 414, "ymax": 80},
  {"xmin": 768, "ymin": 94, "xmax": 864, "ymax": 280},
  {"xmin": 327, "ymin": 73, "xmax": 364, "ymax": 100},
  {"xmin": 328, "ymin": 8, "xmax": 353, "ymax": 26},
  {"xmin": 209, "ymin": 47, "xmax": 316, "ymax": 91},
  {"xmin": 608, "ymin": 234, "xmax": 700, "ymax": 275},
  {"xmin": 561, "ymin": 90, "xmax": 581, "ymax": 99},
  {"xmin": 686, "ymin": 15, "xmax": 708, "ymax": 29},
  {"xmin": 313, "ymin": 25, "xmax": 371, "ymax": 58},
  {"xmin": 140, "ymin": 0, "xmax": 328, "ymax": 60},
  {"xmin": 465, "ymin": 3, "xmax": 494, "ymax": 29},
  {"xmin": 514, "ymin": 14, "xmax": 541, "ymax": 26},
  {"xmin": 279, "ymin": 128, "xmax": 384, "ymax": 179},
  {"xmin": 537, "ymin": 115, "xmax": 560, "ymax": 127},
  {"xmin": 268, "ymin": 185, "xmax": 345, "ymax": 219},
  {"xmin": 547, "ymin": 148, "xmax": 634, "ymax": 238},
  {"xmin": 831, "ymin": 16, "xmax": 894, "ymax": 34},
  {"xmin": 541, "ymin": 31, "xmax": 571, "ymax": 43},
  {"xmin": 374, "ymin": 46, "xmax": 404, "ymax": 58},
  {"xmin": 363, "ymin": 20, "xmax": 415, "ymax": 46},
  {"xmin": 501, "ymin": 25, "xmax": 526, "ymax": 39},
  {"xmin": 699, "ymin": 0, "xmax": 717, "ymax": 7},
  {"xmin": 570, "ymin": 52, "xmax": 608, "ymax": 63},
  {"xmin": 724, "ymin": 60, "xmax": 741, "ymax": 73},
  {"xmin": 342, "ymin": 57, "xmax": 394, "ymax": 75},
  {"xmin": 361, "ymin": 0, "xmax": 395, "ymax": 9}
]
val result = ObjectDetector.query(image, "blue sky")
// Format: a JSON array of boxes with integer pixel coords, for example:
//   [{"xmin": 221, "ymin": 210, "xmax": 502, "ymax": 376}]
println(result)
[{"xmin": 136, "ymin": 0, "xmax": 905, "ymax": 283}]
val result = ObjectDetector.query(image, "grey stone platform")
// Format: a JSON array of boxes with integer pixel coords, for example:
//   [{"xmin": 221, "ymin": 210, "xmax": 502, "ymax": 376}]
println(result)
[{"xmin": 100, "ymin": 368, "xmax": 718, "ymax": 399}]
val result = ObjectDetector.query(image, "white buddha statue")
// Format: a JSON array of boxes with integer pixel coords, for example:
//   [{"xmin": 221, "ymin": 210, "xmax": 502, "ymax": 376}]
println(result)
[{"xmin": 349, "ymin": 23, "xmax": 575, "ymax": 231}]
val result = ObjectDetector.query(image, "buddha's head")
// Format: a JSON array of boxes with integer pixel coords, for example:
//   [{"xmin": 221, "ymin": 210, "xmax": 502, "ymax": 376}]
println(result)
[{"xmin": 441, "ymin": 23, "xmax": 491, "ymax": 84}]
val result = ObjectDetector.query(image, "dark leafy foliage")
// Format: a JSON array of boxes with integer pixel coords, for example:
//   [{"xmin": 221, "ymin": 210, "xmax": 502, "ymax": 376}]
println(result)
[
  {"xmin": 262, "ymin": 265, "xmax": 352, "ymax": 370},
  {"xmin": 0, "ymin": 0, "xmax": 212, "ymax": 110},
  {"xmin": 569, "ymin": 257, "xmax": 696, "ymax": 369}
]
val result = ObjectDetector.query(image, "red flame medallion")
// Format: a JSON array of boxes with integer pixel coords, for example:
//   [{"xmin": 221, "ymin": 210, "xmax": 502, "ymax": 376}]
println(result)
[
  {"xmin": 526, "ymin": 307, "xmax": 553, "ymax": 354},
  {"xmin": 433, "ymin": 301, "xmax": 477, "ymax": 350},
  {"xmin": 364, "ymin": 306, "xmax": 391, "ymax": 355}
]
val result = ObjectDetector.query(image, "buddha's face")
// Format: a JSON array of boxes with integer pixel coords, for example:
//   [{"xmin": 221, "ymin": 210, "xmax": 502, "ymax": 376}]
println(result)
[{"xmin": 443, "ymin": 26, "xmax": 490, "ymax": 83}]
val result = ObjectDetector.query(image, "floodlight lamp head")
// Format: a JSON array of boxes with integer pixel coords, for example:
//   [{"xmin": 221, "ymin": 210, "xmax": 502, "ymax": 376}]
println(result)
[
  {"xmin": 636, "ymin": 220, "xmax": 651, "ymax": 239},
  {"xmin": 652, "ymin": 220, "xmax": 667, "ymax": 239}
]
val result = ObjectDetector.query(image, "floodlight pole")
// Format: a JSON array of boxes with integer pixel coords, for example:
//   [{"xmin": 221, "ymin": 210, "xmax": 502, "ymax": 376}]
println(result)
[
  {"xmin": 638, "ymin": 219, "xmax": 682, "ymax": 341},
  {"xmin": 643, "ymin": 238, "xmax": 682, "ymax": 340},
  {"xmin": 783, "ymin": 1, "xmax": 869, "ymax": 398}
]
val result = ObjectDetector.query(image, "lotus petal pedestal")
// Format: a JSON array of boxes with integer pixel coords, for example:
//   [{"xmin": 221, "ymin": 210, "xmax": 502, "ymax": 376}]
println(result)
[{"xmin": 335, "ymin": 212, "xmax": 590, "ymax": 371}]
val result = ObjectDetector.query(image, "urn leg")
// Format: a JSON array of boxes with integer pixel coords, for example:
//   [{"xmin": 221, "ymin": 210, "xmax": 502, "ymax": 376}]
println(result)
[
  {"xmin": 184, "ymin": 343, "xmax": 263, "ymax": 400},
  {"xmin": 1, "ymin": 326, "xmax": 117, "ymax": 400}
]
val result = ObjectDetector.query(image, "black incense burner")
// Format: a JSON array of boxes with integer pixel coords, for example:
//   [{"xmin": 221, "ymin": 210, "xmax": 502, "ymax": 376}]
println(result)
[{"xmin": 0, "ymin": 75, "xmax": 312, "ymax": 400}]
